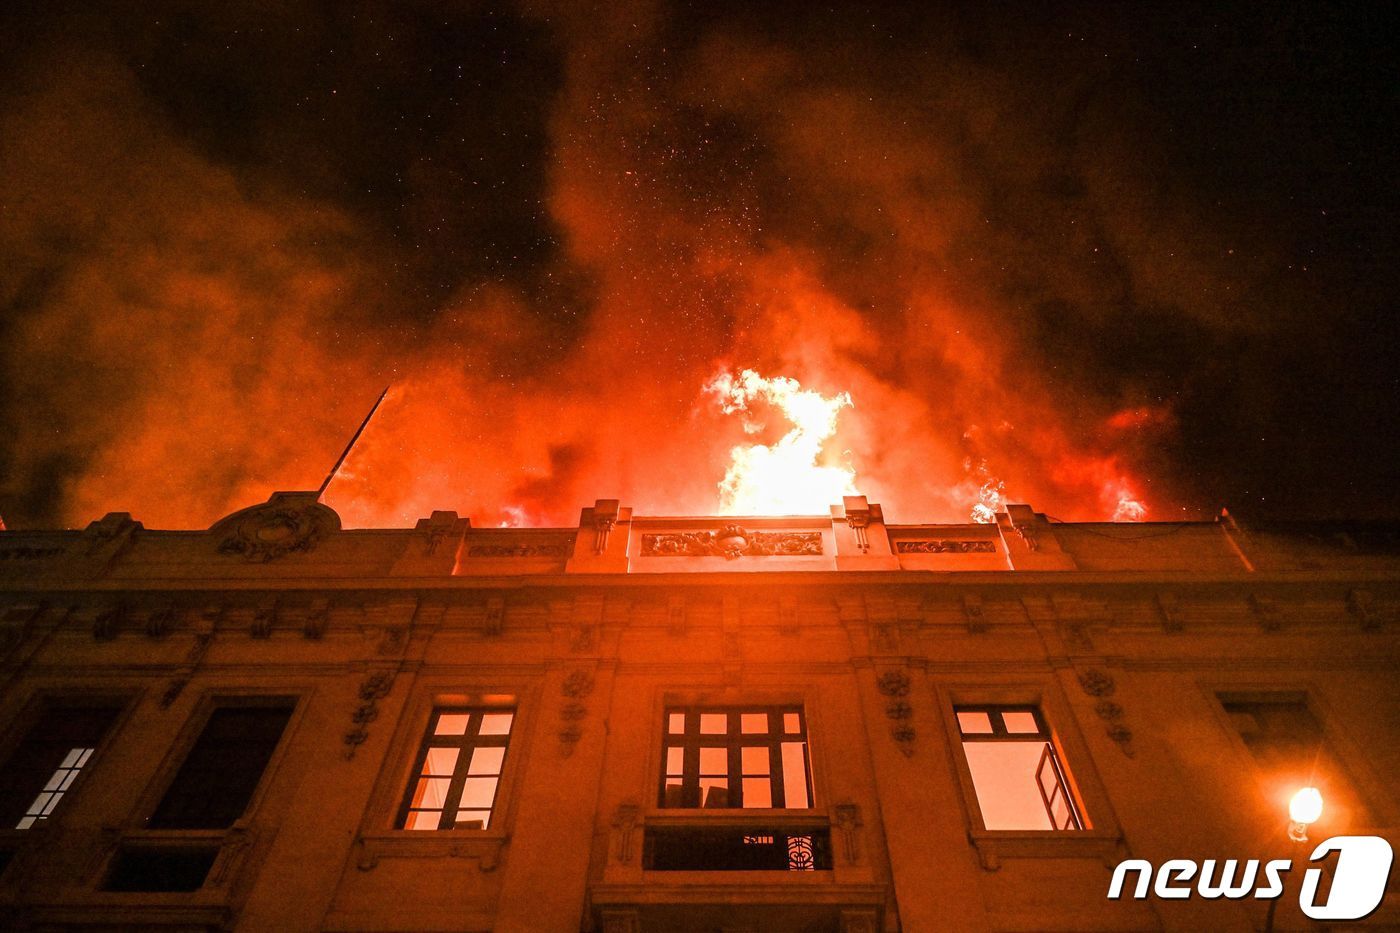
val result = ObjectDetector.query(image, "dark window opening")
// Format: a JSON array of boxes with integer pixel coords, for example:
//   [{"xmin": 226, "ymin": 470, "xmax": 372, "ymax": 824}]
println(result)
[
  {"xmin": 955, "ymin": 705, "xmax": 1084, "ymax": 831},
  {"xmin": 1221, "ymin": 695, "xmax": 1370, "ymax": 824},
  {"xmin": 644, "ymin": 825, "xmax": 832, "ymax": 871},
  {"xmin": 399, "ymin": 708, "xmax": 514, "ymax": 831},
  {"xmin": 149, "ymin": 703, "xmax": 294, "ymax": 830},
  {"xmin": 104, "ymin": 847, "xmax": 219, "ymax": 892},
  {"xmin": 0, "ymin": 702, "xmax": 122, "ymax": 829},
  {"xmin": 659, "ymin": 707, "xmax": 813, "ymax": 809}
]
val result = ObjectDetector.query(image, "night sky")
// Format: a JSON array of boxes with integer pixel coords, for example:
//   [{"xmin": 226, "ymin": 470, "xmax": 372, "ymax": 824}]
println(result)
[{"xmin": 0, "ymin": 2, "xmax": 1395, "ymax": 529}]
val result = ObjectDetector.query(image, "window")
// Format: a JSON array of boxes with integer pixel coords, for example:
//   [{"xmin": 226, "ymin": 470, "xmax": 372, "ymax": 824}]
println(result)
[
  {"xmin": 955, "ymin": 705, "xmax": 1083, "ymax": 831},
  {"xmin": 104, "ymin": 846, "xmax": 220, "ymax": 892},
  {"xmin": 1221, "ymin": 694, "xmax": 1369, "ymax": 824},
  {"xmin": 148, "ymin": 702, "xmax": 295, "ymax": 830},
  {"xmin": 0, "ymin": 701, "xmax": 122, "ymax": 830},
  {"xmin": 399, "ymin": 707, "xmax": 514, "ymax": 830},
  {"xmin": 659, "ymin": 706, "xmax": 812, "ymax": 809}
]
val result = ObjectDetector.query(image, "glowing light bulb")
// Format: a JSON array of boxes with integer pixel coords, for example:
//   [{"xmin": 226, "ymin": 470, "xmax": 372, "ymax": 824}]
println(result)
[
  {"xmin": 1290, "ymin": 787, "xmax": 1323, "ymax": 824},
  {"xmin": 1288, "ymin": 786, "xmax": 1323, "ymax": 842}
]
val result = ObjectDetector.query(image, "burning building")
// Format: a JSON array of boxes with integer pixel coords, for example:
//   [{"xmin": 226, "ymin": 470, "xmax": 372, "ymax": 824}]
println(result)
[{"xmin": 0, "ymin": 491, "xmax": 1396, "ymax": 931}]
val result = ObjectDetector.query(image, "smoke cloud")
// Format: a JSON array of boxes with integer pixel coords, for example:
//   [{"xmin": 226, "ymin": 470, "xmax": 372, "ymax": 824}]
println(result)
[{"xmin": 1, "ymin": 2, "xmax": 1393, "ymax": 528}]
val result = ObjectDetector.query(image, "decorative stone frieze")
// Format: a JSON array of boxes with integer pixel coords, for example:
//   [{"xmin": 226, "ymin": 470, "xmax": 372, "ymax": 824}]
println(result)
[
  {"xmin": 895, "ymin": 539, "xmax": 996, "ymax": 554},
  {"xmin": 559, "ymin": 668, "xmax": 595, "ymax": 757},
  {"xmin": 834, "ymin": 801, "xmax": 863, "ymax": 864},
  {"xmin": 1076, "ymin": 669, "xmax": 1134, "ymax": 757},
  {"xmin": 213, "ymin": 492, "xmax": 340, "ymax": 562},
  {"xmin": 876, "ymin": 670, "xmax": 915, "ymax": 755},
  {"xmin": 962, "ymin": 593, "xmax": 988, "ymax": 634},
  {"xmin": 642, "ymin": 526, "xmax": 822, "ymax": 559},
  {"xmin": 467, "ymin": 543, "xmax": 569, "ymax": 558},
  {"xmin": 610, "ymin": 801, "xmax": 640, "ymax": 863},
  {"xmin": 344, "ymin": 669, "xmax": 395, "ymax": 759}
]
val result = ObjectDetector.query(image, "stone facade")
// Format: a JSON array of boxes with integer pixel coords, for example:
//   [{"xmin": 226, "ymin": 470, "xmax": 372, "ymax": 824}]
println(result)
[{"xmin": 0, "ymin": 493, "xmax": 1396, "ymax": 931}]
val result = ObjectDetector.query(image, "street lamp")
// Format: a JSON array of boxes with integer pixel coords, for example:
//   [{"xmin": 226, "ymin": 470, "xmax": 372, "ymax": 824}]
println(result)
[
  {"xmin": 1267, "ymin": 786, "xmax": 1324, "ymax": 933},
  {"xmin": 1288, "ymin": 786, "xmax": 1323, "ymax": 842}
]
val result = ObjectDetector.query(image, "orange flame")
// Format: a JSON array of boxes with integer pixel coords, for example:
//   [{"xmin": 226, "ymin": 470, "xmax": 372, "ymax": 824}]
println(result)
[{"xmin": 707, "ymin": 369, "xmax": 858, "ymax": 515}]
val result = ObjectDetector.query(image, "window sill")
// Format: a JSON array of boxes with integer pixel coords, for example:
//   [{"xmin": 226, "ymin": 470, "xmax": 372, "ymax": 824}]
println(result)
[
  {"xmin": 967, "ymin": 827, "xmax": 1125, "ymax": 870},
  {"xmin": 645, "ymin": 809, "xmax": 826, "ymax": 827},
  {"xmin": 353, "ymin": 829, "xmax": 509, "ymax": 872},
  {"xmin": 98, "ymin": 825, "xmax": 253, "ymax": 893}
]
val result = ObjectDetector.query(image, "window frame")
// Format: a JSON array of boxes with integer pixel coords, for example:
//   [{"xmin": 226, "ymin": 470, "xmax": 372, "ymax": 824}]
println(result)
[
  {"xmin": 642, "ymin": 689, "xmax": 826, "ymax": 825},
  {"xmin": 935, "ymin": 681, "xmax": 1122, "ymax": 869},
  {"xmin": 657, "ymin": 704, "xmax": 815, "ymax": 811},
  {"xmin": 132, "ymin": 692, "xmax": 304, "ymax": 834},
  {"xmin": 1207, "ymin": 684, "xmax": 1394, "ymax": 831},
  {"xmin": 0, "ymin": 690, "xmax": 134, "ymax": 834},
  {"xmin": 395, "ymin": 705, "xmax": 517, "ymax": 831},
  {"xmin": 347, "ymin": 681, "xmax": 535, "ymax": 877},
  {"xmin": 952, "ymin": 703, "xmax": 1085, "ymax": 831}
]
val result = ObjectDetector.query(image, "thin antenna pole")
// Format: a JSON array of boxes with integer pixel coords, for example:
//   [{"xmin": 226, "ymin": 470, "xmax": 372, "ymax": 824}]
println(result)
[{"xmin": 318, "ymin": 385, "xmax": 390, "ymax": 499}]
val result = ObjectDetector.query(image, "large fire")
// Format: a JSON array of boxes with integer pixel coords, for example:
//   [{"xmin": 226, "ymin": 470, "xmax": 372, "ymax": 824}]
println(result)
[
  {"xmin": 0, "ymin": 10, "xmax": 1178, "ymax": 531},
  {"xmin": 708, "ymin": 369, "xmax": 858, "ymax": 515}
]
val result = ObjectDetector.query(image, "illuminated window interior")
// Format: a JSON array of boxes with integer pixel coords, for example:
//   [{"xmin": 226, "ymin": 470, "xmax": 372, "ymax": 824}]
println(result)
[
  {"xmin": 660, "ymin": 706, "xmax": 812, "ymax": 809},
  {"xmin": 0, "ymin": 703, "xmax": 121, "ymax": 830},
  {"xmin": 955, "ymin": 705, "xmax": 1083, "ymax": 831},
  {"xmin": 400, "ymin": 707, "xmax": 514, "ymax": 830}
]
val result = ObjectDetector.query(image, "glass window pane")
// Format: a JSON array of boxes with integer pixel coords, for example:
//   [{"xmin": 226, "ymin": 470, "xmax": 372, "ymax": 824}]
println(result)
[
  {"xmin": 662, "ymin": 779, "xmax": 685, "ymax": 807},
  {"xmin": 666, "ymin": 746, "xmax": 684, "ymax": 776},
  {"xmin": 741, "ymin": 713, "xmax": 768, "ymax": 734},
  {"xmin": 1002, "ymin": 711, "xmax": 1040, "ymax": 735},
  {"xmin": 784, "ymin": 712, "xmax": 801, "ymax": 734},
  {"xmin": 699, "ymin": 777, "xmax": 730, "ymax": 808},
  {"xmin": 742, "ymin": 777, "xmax": 772, "ymax": 808},
  {"xmin": 404, "ymin": 810, "xmax": 441, "ymax": 830},
  {"xmin": 459, "ymin": 777, "xmax": 498, "ymax": 809},
  {"xmin": 962, "ymin": 741, "xmax": 1055, "ymax": 830},
  {"xmin": 454, "ymin": 809, "xmax": 491, "ymax": 829},
  {"xmin": 478, "ymin": 713, "xmax": 513, "ymax": 736},
  {"xmin": 700, "ymin": 713, "xmax": 727, "ymax": 734},
  {"xmin": 434, "ymin": 713, "xmax": 470, "ymax": 736},
  {"xmin": 410, "ymin": 777, "xmax": 451, "ymax": 810},
  {"xmin": 699, "ymin": 747, "xmax": 727, "ymax": 775},
  {"xmin": 957, "ymin": 711, "xmax": 993, "ymax": 735},
  {"xmin": 741, "ymin": 746, "xmax": 770, "ymax": 775},
  {"xmin": 468, "ymin": 746, "xmax": 505, "ymax": 776},
  {"xmin": 781, "ymin": 742, "xmax": 810, "ymax": 808},
  {"xmin": 668, "ymin": 712, "xmax": 686, "ymax": 734},
  {"xmin": 421, "ymin": 747, "xmax": 459, "ymax": 776}
]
